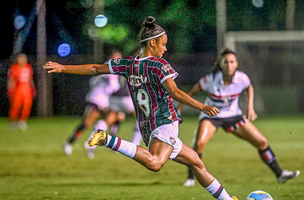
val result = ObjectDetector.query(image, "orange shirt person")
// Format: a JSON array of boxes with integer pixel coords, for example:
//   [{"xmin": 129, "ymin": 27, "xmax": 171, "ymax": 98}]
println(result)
[{"xmin": 7, "ymin": 54, "xmax": 36, "ymax": 131}]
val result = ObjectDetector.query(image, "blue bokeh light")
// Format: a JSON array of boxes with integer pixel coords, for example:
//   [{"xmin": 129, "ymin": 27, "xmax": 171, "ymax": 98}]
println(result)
[
  {"xmin": 14, "ymin": 15, "xmax": 26, "ymax": 29},
  {"xmin": 58, "ymin": 43, "xmax": 71, "ymax": 57},
  {"xmin": 94, "ymin": 14, "xmax": 108, "ymax": 27}
]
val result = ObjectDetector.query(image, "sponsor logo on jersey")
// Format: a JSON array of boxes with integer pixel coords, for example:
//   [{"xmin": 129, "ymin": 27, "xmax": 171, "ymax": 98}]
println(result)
[
  {"xmin": 170, "ymin": 137, "xmax": 176, "ymax": 145},
  {"xmin": 130, "ymin": 75, "xmax": 147, "ymax": 87}
]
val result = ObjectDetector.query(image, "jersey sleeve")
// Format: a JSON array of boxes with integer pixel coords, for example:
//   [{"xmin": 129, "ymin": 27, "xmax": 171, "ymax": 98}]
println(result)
[
  {"xmin": 154, "ymin": 58, "xmax": 178, "ymax": 84},
  {"xmin": 198, "ymin": 74, "xmax": 212, "ymax": 91},
  {"xmin": 240, "ymin": 72, "xmax": 251, "ymax": 89},
  {"xmin": 108, "ymin": 57, "xmax": 133, "ymax": 77}
]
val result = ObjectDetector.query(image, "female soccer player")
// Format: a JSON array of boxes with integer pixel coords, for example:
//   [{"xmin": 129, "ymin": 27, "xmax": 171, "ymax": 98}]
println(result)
[
  {"xmin": 44, "ymin": 16, "xmax": 238, "ymax": 200},
  {"xmin": 179, "ymin": 47, "xmax": 300, "ymax": 187}
]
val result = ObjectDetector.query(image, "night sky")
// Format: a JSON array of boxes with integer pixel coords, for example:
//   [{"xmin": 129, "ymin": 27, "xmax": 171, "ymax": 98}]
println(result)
[{"xmin": 0, "ymin": 0, "xmax": 91, "ymax": 60}]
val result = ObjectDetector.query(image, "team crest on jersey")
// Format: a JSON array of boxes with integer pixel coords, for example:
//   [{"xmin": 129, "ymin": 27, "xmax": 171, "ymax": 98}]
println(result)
[
  {"xmin": 170, "ymin": 137, "xmax": 176, "ymax": 145},
  {"xmin": 113, "ymin": 58, "xmax": 121, "ymax": 65},
  {"xmin": 161, "ymin": 64, "xmax": 173, "ymax": 72}
]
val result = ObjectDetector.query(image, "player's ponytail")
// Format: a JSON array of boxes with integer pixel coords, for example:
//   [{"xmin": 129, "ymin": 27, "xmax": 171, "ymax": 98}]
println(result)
[{"xmin": 139, "ymin": 16, "xmax": 166, "ymax": 47}]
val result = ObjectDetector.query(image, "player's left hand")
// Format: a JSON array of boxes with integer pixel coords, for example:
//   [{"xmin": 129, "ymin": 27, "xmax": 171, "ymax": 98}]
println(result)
[
  {"xmin": 43, "ymin": 61, "xmax": 65, "ymax": 73},
  {"xmin": 247, "ymin": 109, "xmax": 258, "ymax": 121}
]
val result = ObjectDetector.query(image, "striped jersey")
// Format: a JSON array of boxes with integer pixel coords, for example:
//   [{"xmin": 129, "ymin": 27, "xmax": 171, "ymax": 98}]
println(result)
[
  {"xmin": 198, "ymin": 70, "xmax": 250, "ymax": 119},
  {"xmin": 109, "ymin": 55, "xmax": 182, "ymax": 146}
]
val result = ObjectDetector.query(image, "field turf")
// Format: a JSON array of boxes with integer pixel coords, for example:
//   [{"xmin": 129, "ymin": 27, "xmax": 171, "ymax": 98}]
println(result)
[{"xmin": 0, "ymin": 116, "xmax": 303, "ymax": 200}]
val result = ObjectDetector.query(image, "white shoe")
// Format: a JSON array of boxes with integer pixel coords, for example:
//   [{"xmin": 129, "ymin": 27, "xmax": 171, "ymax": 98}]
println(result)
[
  {"xmin": 183, "ymin": 179, "xmax": 195, "ymax": 187},
  {"xmin": 277, "ymin": 169, "xmax": 300, "ymax": 183},
  {"xmin": 84, "ymin": 141, "xmax": 95, "ymax": 159},
  {"xmin": 18, "ymin": 120, "xmax": 28, "ymax": 131},
  {"xmin": 63, "ymin": 142, "xmax": 72, "ymax": 156}
]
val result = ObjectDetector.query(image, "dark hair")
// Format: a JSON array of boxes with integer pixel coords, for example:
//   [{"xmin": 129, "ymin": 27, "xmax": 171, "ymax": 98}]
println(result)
[
  {"xmin": 210, "ymin": 47, "xmax": 237, "ymax": 74},
  {"xmin": 139, "ymin": 16, "xmax": 165, "ymax": 47}
]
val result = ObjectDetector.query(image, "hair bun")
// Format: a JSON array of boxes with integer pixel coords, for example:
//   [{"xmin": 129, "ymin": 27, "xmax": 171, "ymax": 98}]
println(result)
[{"xmin": 143, "ymin": 16, "xmax": 156, "ymax": 27}]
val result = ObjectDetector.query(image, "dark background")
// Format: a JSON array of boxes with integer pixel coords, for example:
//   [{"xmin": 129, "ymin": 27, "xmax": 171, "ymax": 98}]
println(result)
[{"xmin": 1, "ymin": 0, "xmax": 303, "ymax": 116}]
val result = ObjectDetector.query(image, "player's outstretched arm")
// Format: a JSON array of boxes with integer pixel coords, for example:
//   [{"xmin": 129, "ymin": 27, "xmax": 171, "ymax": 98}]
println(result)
[
  {"xmin": 163, "ymin": 78, "xmax": 219, "ymax": 117},
  {"xmin": 43, "ymin": 61, "xmax": 110, "ymax": 75},
  {"xmin": 246, "ymin": 84, "xmax": 258, "ymax": 121},
  {"xmin": 177, "ymin": 82, "xmax": 201, "ymax": 111}
]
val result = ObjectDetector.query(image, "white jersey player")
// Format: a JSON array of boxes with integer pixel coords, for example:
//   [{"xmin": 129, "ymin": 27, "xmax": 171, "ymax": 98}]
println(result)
[
  {"xmin": 63, "ymin": 51, "xmax": 122, "ymax": 156},
  {"xmin": 178, "ymin": 47, "xmax": 300, "ymax": 187}
]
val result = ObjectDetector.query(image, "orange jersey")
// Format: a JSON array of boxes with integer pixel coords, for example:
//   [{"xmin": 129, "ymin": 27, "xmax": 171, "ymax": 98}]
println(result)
[{"xmin": 8, "ymin": 63, "xmax": 33, "ymax": 91}]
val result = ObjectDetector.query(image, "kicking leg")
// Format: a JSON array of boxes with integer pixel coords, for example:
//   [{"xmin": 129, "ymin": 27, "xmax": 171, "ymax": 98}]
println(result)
[{"xmin": 89, "ymin": 129, "xmax": 173, "ymax": 172}]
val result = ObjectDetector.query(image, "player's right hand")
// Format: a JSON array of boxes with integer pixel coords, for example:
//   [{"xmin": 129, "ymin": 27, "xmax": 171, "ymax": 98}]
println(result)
[
  {"xmin": 43, "ymin": 61, "xmax": 64, "ymax": 73},
  {"xmin": 202, "ymin": 106, "xmax": 219, "ymax": 117}
]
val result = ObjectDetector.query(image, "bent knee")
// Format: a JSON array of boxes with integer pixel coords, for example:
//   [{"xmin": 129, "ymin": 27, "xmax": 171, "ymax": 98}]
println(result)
[
  {"xmin": 146, "ymin": 157, "xmax": 165, "ymax": 172},
  {"xmin": 188, "ymin": 155, "xmax": 205, "ymax": 170},
  {"xmin": 193, "ymin": 140, "xmax": 207, "ymax": 153},
  {"xmin": 255, "ymin": 137, "xmax": 268, "ymax": 150}
]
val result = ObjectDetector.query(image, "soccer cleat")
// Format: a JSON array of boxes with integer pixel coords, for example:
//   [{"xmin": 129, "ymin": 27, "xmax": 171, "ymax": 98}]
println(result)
[
  {"xmin": 63, "ymin": 142, "xmax": 72, "ymax": 156},
  {"xmin": 88, "ymin": 129, "xmax": 107, "ymax": 147},
  {"xmin": 183, "ymin": 178, "xmax": 196, "ymax": 187},
  {"xmin": 277, "ymin": 169, "xmax": 300, "ymax": 183},
  {"xmin": 84, "ymin": 141, "xmax": 95, "ymax": 159},
  {"xmin": 231, "ymin": 196, "xmax": 238, "ymax": 200}
]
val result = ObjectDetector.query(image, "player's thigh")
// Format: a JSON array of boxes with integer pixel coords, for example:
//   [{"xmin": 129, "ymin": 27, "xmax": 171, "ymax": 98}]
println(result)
[
  {"xmin": 193, "ymin": 120, "xmax": 217, "ymax": 152},
  {"xmin": 173, "ymin": 143, "xmax": 204, "ymax": 168},
  {"xmin": 11, "ymin": 94, "xmax": 23, "ymax": 109},
  {"xmin": 232, "ymin": 121, "xmax": 268, "ymax": 149},
  {"xmin": 148, "ymin": 138, "xmax": 173, "ymax": 164},
  {"xmin": 104, "ymin": 110, "xmax": 119, "ymax": 127},
  {"xmin": 84, "ymin": 106, "xmax": 101, "ymax": 126}
]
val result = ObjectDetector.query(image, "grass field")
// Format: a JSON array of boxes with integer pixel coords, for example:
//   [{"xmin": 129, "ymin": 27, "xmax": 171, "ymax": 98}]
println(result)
[{"xmin": 0, "ymin": 116, "xmax": 303, "ymax": 200}]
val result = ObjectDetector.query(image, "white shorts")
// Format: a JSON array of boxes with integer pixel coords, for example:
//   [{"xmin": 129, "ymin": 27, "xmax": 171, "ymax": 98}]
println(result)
[
  {"xmin": 86, "ymin": 91, "xmax": 110, "ymax": 109},
  {"xmin": 109, "ymin": 96, "xmax": 134, "ymax": 114},
  {"xmin": 148, "ymin": 121, "xmax": 183, "ymax": 159}
]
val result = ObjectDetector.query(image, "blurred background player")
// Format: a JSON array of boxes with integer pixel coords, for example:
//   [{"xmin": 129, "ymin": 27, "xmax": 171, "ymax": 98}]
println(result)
[
  {"xmin": 63, "ymin": 51, "xmax": 122, "ymax": 156},
  {"xmin": 7, "ymin": 53, "xmax": 36, "ymax": 131},
  {"xmin": 178, "ymin": 47, "xmax": 300, "ymax": 187},
  {"xmin": 84, "ymin": 75, "xmax": 142, "ymax": 159}
]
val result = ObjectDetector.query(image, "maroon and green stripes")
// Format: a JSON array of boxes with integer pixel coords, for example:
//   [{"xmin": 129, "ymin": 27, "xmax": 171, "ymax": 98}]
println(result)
[
  {"xmin": 213, "ymin": 185, "xmax": 223, "ymax": 198},
  {"xmin": 107, "ymin": 135, "xmax": 121, "ymax": 151}
]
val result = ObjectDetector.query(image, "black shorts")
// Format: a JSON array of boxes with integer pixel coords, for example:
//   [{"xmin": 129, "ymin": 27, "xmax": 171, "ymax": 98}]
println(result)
[{"xmin": 200, "ymin": 115, "xmax": 248, "ymax": 132}]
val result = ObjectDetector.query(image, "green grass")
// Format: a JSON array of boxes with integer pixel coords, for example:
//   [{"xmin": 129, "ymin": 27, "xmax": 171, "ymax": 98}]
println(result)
[{"xmin": 0, "ymin": 116, "xmax": 303, "ymax": 200}]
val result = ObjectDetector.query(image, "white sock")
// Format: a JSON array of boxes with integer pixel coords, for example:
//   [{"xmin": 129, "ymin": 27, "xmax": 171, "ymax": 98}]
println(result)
[
  {"xmin": 205, "ymin": 179, "xmax": 232, "ymax": 200},
  {"xmin": 88, "ymin": 120, "xmax": 109, "ymax": 149},
  {"xmin": 105, "ymin": 134, "xmax": 137, "ymax": 158}
]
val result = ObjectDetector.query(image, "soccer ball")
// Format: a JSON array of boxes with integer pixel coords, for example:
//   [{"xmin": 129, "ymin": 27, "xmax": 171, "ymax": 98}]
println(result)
[{"xmin": 245, "ymin": 190, "xmax": 273, "ymax": 200}]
